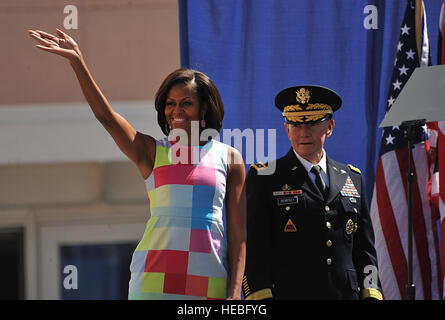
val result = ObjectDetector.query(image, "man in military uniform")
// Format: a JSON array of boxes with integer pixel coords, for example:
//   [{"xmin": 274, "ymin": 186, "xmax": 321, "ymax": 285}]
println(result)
[{"xmin": 242, "ymin": 85, "xmax": 383, "ymax": 300}]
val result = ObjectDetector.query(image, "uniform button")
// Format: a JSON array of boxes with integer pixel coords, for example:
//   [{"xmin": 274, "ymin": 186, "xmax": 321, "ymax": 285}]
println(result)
[
  {"xmin": 353, "ymin": 208, "xmax": 358, "ymax": 213},
  {"xmin": 325, "ymin": 205, "xmax": 330, "ymax": 212},
  {"xmin": 326, "ymin": 240, "xmax": 332, "ymax": 247},
  {"xmin": 285, "ymin": 206, "xmax": 291, "ymax": 211},
  {"xmin": 326, "ymin": 221, "xmax": 332, "ymax": 229},
  {"xmin": 326, "ymin": 258, "xmax": 332, "ymax": 265}
]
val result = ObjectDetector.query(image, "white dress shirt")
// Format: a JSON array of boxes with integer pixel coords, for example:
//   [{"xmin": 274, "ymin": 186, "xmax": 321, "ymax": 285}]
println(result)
[{"xmin": 293, "ymin": 149, "xmax": 330, "ymax": 189}]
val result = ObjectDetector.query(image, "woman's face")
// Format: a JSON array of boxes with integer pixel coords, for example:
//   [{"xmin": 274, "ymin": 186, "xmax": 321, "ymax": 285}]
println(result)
[{"xmin": 164, "ymin": 83, "xmax": 206, "ymax": 137}]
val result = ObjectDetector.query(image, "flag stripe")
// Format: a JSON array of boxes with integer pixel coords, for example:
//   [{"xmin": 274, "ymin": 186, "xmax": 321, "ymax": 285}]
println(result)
[
  {"xmin": 407, "ymin": 148, "xmax": 429, "ymax": 299},
  {"xmin": 371, "ymin": 186, "xmax": 398, "ymax": 299},
  {"xmin": 375, "ymin": 156, "xmax": 407, "ymax": 299},
  {"xmin": 396, "ymin": 147, "xmax": 432, "ymax": 299},
  {"xmin": 415, "ymin": 144, "xmax": 441, "ymax": 300},
  {"xmin": 414, "ymin": 142, "xmax": 441, "ymax": 300}
]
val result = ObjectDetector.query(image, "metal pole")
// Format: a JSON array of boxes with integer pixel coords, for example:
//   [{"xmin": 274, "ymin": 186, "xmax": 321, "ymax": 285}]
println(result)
[
  {"xmin": 402, "ymin": 120, "xmax": 424, "ymax": 300},
  {"xmin": 406, "ymin": 124, "xmax": 415, "ymax": 300}
]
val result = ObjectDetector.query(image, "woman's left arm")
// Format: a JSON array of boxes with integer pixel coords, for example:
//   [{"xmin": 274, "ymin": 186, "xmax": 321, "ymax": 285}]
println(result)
[{"xmin": 225, "ymin": 147, "xmax": 247, "ymax": 300}]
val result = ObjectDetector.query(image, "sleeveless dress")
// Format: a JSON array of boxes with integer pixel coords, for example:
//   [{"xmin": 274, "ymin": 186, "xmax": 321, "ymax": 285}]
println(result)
[{"xmin": 128, "ymin": 137, "xmax": 230, "ymax": 299}]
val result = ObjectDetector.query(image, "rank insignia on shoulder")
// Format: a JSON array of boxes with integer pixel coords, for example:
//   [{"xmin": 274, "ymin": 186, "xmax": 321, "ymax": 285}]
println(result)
[
  {"xmin": 347, "ymin": 164, "xmax": 361, "ymax": 174},
  {"xmin": 284, "ymin": 219, "xmax": 297, "ymax": 232},
  {"xmin": 251, "ymin": 162, "xmax": 268, "ymax": 171}
]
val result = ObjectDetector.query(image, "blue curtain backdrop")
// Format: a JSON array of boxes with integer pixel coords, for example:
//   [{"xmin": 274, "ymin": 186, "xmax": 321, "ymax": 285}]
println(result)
[{"xmin": 178, "ymin": 0, "xmax": 443, "ymax": 202}]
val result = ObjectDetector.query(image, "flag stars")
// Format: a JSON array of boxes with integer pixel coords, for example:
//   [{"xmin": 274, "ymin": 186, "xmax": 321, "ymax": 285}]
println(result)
[
  {"xmin": 406, "ymin": 49, "xmax": 416, "ymax": 59},
  {"xmin": 401, "ymin": 24, "xmax": 411, "ymax": 35},
  {"xmin": 378, "ymin": 2, "xmax": 429, "ymax": 162},
  {"xmin": 385, "ymin": 134, "xmax": 395, "ymax": 145},
  {"xmin": 392, "ymin": 79, "xmax": 403, "ymax": 90},
  {"xmin": 388, "ymin": 96, "xmax": 395, "ymax": 107},
  {"xmin": 398, "ymin": 65, "xmax": 409, "ymax": 76}
]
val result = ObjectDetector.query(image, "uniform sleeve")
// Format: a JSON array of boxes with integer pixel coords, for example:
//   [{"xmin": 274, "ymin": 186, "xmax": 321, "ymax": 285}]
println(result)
[
  {"xmin": 352, "ymin": 173, "xmax": 383, "ymax": 300},
  {"xmin": 242, "ymin": 165, "xmax": 273, "ymax": 300}
]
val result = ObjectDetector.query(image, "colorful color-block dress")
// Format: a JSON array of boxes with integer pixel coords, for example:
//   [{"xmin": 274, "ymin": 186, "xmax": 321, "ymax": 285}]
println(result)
[{"xmin": 128, "ymin": 137, "xmax": 230, "ymax": 299}]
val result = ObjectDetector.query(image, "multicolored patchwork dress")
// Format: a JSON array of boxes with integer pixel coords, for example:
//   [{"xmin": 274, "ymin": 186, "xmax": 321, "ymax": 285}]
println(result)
[{"xmin": 128, "ymin": 137, "xmax": 230, "ymax": 299}]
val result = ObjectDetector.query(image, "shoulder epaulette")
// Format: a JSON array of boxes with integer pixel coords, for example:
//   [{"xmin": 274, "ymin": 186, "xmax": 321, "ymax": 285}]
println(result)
[
  {"xmin": 348, "ymin": 164, "xmax": 361, "ymax": 174},
  {"xmin": 250, "ymin": 161, "xmax": 267, "ymax": 171}
]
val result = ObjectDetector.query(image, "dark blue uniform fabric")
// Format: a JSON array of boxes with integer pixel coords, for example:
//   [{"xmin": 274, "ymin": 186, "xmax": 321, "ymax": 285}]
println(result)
[{"xmin": 243, "ymin": 149, "xmax": 381, "ymax": 299}]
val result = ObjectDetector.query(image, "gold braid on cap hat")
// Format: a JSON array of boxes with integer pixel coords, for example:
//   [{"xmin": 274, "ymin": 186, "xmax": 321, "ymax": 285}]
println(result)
[
  {"xmin": 282, "ymin": 88, "xmax": 332, "ymax": 123},
  {"xmin": 282, "ymin": 104, "xmax": 332, "ymax": 123}
]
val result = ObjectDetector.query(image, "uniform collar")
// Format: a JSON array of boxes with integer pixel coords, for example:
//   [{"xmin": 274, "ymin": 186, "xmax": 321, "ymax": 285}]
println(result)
[{"xmin": 293, "ymin": 149, "xmax": 328, "ymax": 175}]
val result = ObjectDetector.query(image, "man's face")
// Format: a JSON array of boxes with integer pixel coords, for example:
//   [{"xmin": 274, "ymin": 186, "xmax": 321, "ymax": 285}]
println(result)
[{"xmin": 285, "ymin": 118, "xmax": 335, "ymax": 164}]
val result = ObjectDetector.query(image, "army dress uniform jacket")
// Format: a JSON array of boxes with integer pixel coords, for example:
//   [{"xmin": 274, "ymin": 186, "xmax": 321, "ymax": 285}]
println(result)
[{"xmin": 242, "ymin": 148, "xmax": 382, "ymax": 300}]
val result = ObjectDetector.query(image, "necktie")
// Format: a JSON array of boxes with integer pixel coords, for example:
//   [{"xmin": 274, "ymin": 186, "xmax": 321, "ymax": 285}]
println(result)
[{"xmin": 311, "ymin": 165, "xmax": 327, "ymax": 198}]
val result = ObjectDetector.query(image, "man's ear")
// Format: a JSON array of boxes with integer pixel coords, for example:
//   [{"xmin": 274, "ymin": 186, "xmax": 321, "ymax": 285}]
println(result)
[{"xmin": 326, "ymin": 119, "xmax": 335, "ymax": 137}]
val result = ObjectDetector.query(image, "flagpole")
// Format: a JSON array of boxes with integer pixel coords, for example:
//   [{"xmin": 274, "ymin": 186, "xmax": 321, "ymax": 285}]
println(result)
[{"xmin": 403, "ymin": 119, "xmax": 425, "ymax": 300}]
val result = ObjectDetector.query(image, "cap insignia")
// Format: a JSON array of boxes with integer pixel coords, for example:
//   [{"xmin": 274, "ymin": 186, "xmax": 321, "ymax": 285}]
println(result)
[{"xmin": 296, "ymin": 88, "xmax": 310, "ymax": 104}]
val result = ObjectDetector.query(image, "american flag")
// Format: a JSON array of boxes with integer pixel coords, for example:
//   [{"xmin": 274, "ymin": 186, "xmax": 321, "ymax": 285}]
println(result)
[{"xmin": 370, "ymin": 0, "xmax": 442, "ymax": 299}]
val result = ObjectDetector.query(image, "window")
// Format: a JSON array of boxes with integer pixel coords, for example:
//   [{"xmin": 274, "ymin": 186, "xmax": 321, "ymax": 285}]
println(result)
[
  {"xmin": 60, "ymin": 242, "xmax": 137, "ymax": 300},
  {"xmin": 0, "ymin": 228, "xmax": 24, "ymax": 299}
]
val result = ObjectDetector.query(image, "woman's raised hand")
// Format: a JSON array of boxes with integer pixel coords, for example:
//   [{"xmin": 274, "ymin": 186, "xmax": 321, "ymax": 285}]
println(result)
[{"xmin": 28, "ymin": 28, "xmax": 82, "ymax": 62}]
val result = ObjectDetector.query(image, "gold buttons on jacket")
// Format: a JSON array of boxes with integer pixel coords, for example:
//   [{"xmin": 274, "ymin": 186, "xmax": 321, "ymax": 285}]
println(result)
[
  {"xmin": 285, "ymin": 206, "xmax": 291, "ymax": 211},
  {"xmin": 353, "ymin": 208, "xmax": 358, "ymax": 213},
  {"xmin": 326, "ymin": 258, "xmax": 332, "ymax": 265},
  {"xmin": 326, "ymin": 221, "xmax": 332, "ymax": 229},
  {"xmin": 324, "ymin": 205, "xmax": 330, "ymax": 212},
  {"xmin": 326, "ymin": 240, "xmax": 332, "ymax": 247}
]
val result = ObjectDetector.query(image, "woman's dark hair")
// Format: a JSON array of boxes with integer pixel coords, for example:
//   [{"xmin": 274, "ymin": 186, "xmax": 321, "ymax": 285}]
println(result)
[{"xmin": 155, "ymin": 68, "xmax": 225, "ymax": 136}]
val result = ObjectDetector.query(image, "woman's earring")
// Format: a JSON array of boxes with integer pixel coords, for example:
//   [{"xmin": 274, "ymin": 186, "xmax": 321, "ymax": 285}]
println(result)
[{"xmin": 201, "ymin": 119, "xmax": 206, "ymax": 128}]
